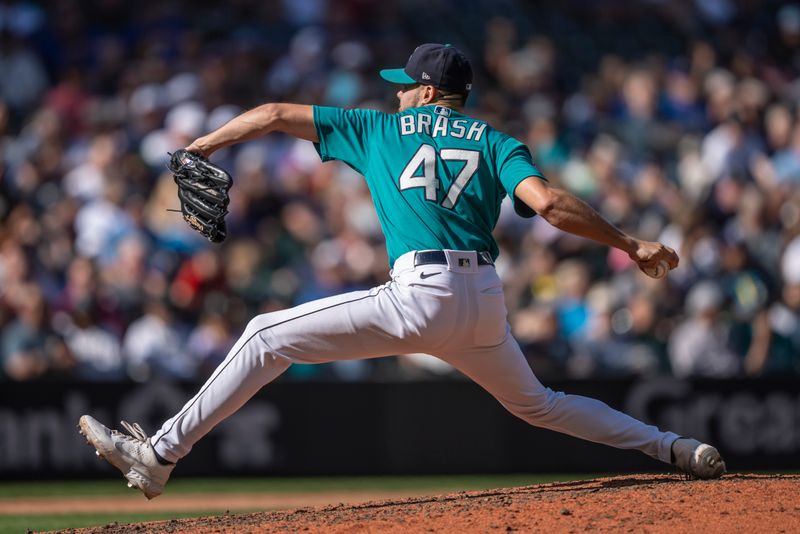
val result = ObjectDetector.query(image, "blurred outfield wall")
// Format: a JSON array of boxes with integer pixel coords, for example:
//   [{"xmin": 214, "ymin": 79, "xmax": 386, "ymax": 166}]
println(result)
[{"xmin": 1, "ymin": 378, "xmax": 798, "ymax": 480}]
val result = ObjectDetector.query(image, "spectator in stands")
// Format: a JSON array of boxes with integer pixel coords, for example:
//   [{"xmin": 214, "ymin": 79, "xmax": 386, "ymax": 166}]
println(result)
[
  {"xmin": 513, "ymin": 303, "xmax": 571, "ymax": 378},
  {"xmin": 185, "ymin": 311, "xmax": 235, "ymax": 375},
  {"xmin": 0, "ymin": 31, "xmax": 48, "ymax": 123},
  {"xmin": 53, "ymin": 301, "xmax": 125, "ymax": 381},
  {"xmin": 1, "ymin": 283, "xmax": 73, "ymax": 380},
  {"xmin": 759, "ymin": 236, "xmax": 800, "ymax": 375},
  {"xmin": 668, "ymin": 281, "xmax": 740, "ymax": 378},
  {"xmin": 123, "ymin": 297, "xmax": 193, "ymax": 381}
]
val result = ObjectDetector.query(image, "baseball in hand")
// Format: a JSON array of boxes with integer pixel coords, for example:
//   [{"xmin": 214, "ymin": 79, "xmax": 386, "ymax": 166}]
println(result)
[{"xmin": 643, "ymin": 259, "xmax": 670, "ymax": 279}]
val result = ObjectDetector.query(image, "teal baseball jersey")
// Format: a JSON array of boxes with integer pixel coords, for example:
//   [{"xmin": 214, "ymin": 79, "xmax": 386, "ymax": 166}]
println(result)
[{"xmin": 313, "ymin": 104, "xmax": 544, "ymax": 265}]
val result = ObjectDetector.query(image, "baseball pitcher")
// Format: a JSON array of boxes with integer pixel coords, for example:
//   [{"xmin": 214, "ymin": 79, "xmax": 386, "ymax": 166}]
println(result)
[{"xmin": 79, "ymin": 43, "xmax": 725, "ymax": 499}]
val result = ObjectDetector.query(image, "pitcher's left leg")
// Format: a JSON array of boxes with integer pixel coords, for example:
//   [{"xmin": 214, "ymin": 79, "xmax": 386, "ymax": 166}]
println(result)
[{"xmin": 438, "ymin": 335, "xmax": 678, "ymax": 463}]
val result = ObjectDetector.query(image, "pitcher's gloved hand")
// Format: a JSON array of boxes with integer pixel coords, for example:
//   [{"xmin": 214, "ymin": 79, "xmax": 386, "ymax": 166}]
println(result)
[{"xmin": 167, "ymin": 149, "xmax": 233, "ymax": 243}]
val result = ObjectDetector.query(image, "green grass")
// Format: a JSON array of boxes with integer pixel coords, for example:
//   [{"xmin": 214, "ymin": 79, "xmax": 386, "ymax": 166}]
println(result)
[
  {"xmin": 0, "ymin": 473, "xmax": 596, "ymax": 498},
  {"xmin": 0, "ymin": 510, "xmax": 235, "ymax": 533},
  {"xmin": 0, "ymin": 474, "xmax": 598, "ymax": 534}
]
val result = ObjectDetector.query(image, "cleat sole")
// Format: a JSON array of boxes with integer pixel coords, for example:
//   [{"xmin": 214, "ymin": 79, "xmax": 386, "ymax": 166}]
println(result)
[{"xmin": 77, "ymin": 415, "xmax": 170, "ymax": 500}]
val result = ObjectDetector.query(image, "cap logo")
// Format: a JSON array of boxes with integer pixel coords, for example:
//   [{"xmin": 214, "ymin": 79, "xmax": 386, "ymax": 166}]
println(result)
[
  {"xmin": 465, "ymin": 83, "xmax": 472, "ymax": 90},
  {"xmin": 421, "ymin": 72, "xmax": 431, "ymax": 80}
]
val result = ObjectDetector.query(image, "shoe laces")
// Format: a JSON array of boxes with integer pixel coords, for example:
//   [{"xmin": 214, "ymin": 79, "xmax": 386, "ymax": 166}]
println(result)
[{"xmin": 113, "ymin": 421, "xmax": 149, "ymax": 443}]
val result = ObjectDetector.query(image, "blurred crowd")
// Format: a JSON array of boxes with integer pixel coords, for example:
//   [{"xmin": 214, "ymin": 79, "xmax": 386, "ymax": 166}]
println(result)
[{"xmin": 1, "ymin": 0, "xmax": 799, "ymax": 383}]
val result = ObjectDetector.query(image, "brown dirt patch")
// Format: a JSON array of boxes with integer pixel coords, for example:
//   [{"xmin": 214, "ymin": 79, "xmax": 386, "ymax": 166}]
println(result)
[{"xmin": 59, "ymin": 474, "xmax": 800, "ymax": 534}]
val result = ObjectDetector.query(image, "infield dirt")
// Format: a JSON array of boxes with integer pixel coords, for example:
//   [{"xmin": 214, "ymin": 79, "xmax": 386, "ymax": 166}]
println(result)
[{"xmin": 59, "ymin": 473, "xmax": 799, "ymax": 533}]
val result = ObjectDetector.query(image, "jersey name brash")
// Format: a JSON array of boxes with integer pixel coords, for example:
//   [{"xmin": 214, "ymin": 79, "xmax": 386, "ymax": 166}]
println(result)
[{"xmin": 399, "ymin": 114, "xmax": 487, "ymax": 141}]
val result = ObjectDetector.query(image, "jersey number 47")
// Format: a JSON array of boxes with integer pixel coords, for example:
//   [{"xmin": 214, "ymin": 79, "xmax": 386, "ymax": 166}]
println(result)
[{"xmin": 399, "ymin": 144, "xmax": 479, "ymax": 210}]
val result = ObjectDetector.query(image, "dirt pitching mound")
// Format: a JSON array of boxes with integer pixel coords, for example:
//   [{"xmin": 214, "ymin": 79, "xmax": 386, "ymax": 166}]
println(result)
[{"xmin": 64, "ymin": 474, "xmax": 799, "ymax": 534}]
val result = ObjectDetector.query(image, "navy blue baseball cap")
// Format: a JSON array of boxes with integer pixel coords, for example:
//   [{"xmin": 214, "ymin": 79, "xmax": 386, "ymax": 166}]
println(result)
[{"xmin": 380, "ymin": 43, "xmax": 473, "ymax": 94}]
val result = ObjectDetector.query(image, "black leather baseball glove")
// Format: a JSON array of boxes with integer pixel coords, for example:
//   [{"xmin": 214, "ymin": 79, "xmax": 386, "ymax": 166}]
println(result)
[{"xmin": 167, "ymin": 149, "xmax": 233, "ymax": 243}]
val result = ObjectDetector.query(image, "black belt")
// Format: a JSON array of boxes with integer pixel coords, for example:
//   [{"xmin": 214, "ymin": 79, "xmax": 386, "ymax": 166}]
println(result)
[{"xmin": 414, "ymin": 250, "xmax": 494, "ymax": 266}]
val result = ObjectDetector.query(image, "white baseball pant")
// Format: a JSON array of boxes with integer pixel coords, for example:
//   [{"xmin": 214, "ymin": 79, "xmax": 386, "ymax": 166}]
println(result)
[{"xmin": 151, "ymin": 250, "xmax": 679, "ymax": 464}]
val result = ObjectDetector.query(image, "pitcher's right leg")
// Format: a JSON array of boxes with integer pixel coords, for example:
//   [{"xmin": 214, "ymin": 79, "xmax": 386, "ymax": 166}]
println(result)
[{"xmin": 439, "ymin": 335, "xmax": 679, "ymax": 464}]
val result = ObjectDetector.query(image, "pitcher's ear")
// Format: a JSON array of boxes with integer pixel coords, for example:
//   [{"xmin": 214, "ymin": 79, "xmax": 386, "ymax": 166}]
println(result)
[{"xmin": 421, "ymin": 85, "xmax": 438, "ymax": 104}]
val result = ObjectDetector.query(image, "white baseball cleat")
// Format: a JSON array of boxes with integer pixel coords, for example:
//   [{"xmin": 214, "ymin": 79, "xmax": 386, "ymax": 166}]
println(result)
[
  {"xmin": 78, "ymin": 415, "xmax": 174, "ymax": 500},
  {"xmin": 671, "ymin": 438, "xmax": 726, "ymax": 480}
]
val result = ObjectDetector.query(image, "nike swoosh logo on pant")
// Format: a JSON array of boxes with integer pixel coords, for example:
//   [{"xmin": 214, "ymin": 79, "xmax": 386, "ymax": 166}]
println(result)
[{"xmin": 420, "ymin": 272, "xmax": 441, "ymax": 279}]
